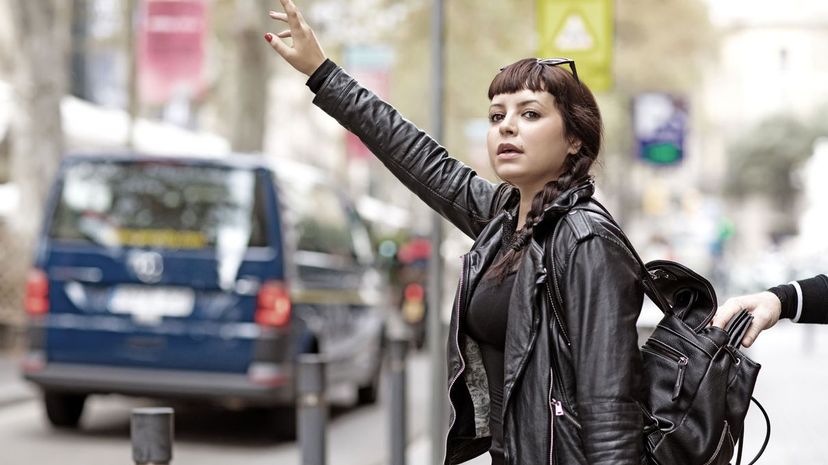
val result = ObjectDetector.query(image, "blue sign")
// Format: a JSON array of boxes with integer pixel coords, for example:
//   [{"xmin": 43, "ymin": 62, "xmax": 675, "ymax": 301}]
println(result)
[{"xmin": 633, "ymin": 93, "xmax": 688, "ymax": 165}]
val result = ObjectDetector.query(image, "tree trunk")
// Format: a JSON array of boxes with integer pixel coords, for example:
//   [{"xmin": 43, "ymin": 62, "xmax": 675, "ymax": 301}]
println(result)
[
  {"xmin": 230, "ymin": 0, "xmax": 270, "ymax": 153},
  {"xmin": 8, "ymin": 0, "xmax": 70, "ymax": 236}
]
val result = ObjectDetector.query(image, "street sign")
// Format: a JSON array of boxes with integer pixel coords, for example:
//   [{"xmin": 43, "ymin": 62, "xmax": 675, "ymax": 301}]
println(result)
[
  {"xmin": 537, "ymin": 0, "xmax": 614, "ymax": 91},
  {"xmin": 344, "ymin": 45, "xmax": 394, "ymax": 160},
  {"xmin": 633, "ymin": 93, "xmax": 688, "ymax": 166},
  {"xmin": 138, "ymin": 0, "xmax": 207, "ymax": 104}
]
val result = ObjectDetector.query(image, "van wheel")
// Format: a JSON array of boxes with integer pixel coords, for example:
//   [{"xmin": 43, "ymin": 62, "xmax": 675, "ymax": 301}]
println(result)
[
  {"xmin": 44, "ymin": 391, "xmax": 87, "ymax": 428},
  {"xmin": 356, "ymin": 373, "xmax": 380, "ymax": 405},
  {"xmin": 357, "ymin": 337, "xmax": 384, "ymax": 406},
  {"xmin": 267, "ymin": 406, "xmax": 297, "ymax": 440}
]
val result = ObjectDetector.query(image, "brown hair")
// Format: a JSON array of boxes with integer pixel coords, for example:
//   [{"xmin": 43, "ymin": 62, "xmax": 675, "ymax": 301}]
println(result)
[{"xmin": 487, "ymin": 58, "xmax": 603, "ymax": 280}]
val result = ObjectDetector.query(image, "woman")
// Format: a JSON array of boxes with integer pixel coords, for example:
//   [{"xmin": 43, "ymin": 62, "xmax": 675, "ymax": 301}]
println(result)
[{"xmin": 264, "ymin": 1, "xmax": 646, "ymax": 464}]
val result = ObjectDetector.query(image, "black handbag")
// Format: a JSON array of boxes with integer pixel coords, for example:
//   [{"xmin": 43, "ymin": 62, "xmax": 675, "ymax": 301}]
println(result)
[
  {"xmin": 640, "ymin": 260, "xmax": 769, "ymax": 465},
  {"xmin": 555, "ymin": 202, "xmax": 770, "ymax": 465}
]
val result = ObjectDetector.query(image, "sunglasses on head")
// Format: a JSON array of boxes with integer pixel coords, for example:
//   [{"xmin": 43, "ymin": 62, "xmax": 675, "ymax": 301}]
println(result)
[{"xmin": 499, "ymin": 58, "xmax": 579, "ymax": 84}]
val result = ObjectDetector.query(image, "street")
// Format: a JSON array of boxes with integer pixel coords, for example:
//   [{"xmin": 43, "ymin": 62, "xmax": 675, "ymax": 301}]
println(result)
[{"xmin": 0, "ymin": 353, "xmax": 432, "ymax": 465}]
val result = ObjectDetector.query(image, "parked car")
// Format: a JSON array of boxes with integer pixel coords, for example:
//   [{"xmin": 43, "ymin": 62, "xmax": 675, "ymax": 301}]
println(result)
[{"xmin": 21, "ymin": 153, "xmax": 388, "ymax": 437}]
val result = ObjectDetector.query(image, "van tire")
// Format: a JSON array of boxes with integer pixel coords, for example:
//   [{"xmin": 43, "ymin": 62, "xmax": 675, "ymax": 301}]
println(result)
[
  {"xmin": 357, "ymin": 335, "xmax": 385, "ymax": 406},
  {"xmin": 268, "ymin": 406, "xmax": 297, "ymax": 440},
  {"xmin": 356, "ymin": 375, "xmax": 379, "ymax": 405},
  {"xmin": 44, "ymin": 391, "xmax": 86, "ymax": 428}
]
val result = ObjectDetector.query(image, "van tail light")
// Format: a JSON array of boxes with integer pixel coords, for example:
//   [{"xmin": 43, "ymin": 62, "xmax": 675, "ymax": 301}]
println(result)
[
  {"xmin": 255, "ymin": 280, "xmax": 291, "ymax": 327},
  {"xmin": 25, "ymin": 269, "xmax": 49, "ymax": 316}
]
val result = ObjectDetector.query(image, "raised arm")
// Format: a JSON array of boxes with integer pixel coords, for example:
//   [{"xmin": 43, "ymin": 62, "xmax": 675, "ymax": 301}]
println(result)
[{"xmin": 264, "ymin": 0, "xmax": 500, "ymax": 238}]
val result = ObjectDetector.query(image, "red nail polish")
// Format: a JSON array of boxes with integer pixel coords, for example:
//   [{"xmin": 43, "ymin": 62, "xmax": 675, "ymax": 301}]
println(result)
[{"xmin": 264, "ymin": 33, "xmax": 273, "ymax": 42}]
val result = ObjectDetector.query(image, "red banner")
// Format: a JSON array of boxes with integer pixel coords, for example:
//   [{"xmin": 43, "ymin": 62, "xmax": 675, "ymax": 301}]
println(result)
[{"xmin": 138, "ymin": 0, "xmax": 207, "ymax": 104}]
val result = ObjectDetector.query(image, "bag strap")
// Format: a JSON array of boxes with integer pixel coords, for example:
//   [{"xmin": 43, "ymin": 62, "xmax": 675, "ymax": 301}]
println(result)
[
  {"xmin": 562, "ymin": 200, "xmax": 674, "ymax": 314},
  {"xmin": 736, "ymin": 396, "xmax": 771, "ymax": 465}
]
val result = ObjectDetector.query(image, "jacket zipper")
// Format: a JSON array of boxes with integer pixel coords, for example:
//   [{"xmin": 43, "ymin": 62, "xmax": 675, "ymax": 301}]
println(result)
[
  {"xmin": 550, "ymin": 397, "xmax": 582, "ymax": 429},
  {"xmin": 543, "ymin": 277, "xmax": 571, "ymax": 347},
  {"xmin": 548, "ymin": 368, "xmax": 556, "ymax": 465},
  {"xmin": 447, "ymin": 255, "xmax": 470, "ymax": 434},
  {"xmin": 654, "ymin": 324, "xmax": 713, "ymax": 358},
  {"xmin": 641, "ymin": 340, "xmax": 689, "ymax": 401}
]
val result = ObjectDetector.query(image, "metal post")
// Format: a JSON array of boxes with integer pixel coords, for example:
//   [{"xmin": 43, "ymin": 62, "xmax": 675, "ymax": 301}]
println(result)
[
  {"xmin": 131, "ymin": 407, "xmax": 174, "ymax": 465},
  {"xmin": 389, "ymin": 337, "xmax": 409, "ymax": 465},
  {"xmin": 428, "ymin": 1, "xmax": 448, "ymax": 464},
  {"xmin": 298, "ymin": 354, "xmax": 327, "ymax": 465},
  {"xmin": 124, "ymin": 0, "xmax": 138, "ymax": 149}
]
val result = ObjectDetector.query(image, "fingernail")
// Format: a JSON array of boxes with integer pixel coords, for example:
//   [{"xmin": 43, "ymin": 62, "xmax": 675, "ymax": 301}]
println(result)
[{"xmin": 264, "ymin": 33, "xmax": 273, "ymax": 42}]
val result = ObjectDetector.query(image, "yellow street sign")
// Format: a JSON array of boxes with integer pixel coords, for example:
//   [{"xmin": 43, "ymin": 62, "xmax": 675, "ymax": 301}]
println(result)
[{"xmin": 537, "ymin": 0, "xmax": 614, "ymax": 92}]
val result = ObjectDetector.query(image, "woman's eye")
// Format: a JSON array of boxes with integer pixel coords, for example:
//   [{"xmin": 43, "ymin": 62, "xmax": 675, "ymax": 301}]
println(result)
[
  {"xmin": 489, "ymin": 113, "xmax": 504, "ymax": 123},
  {"xmin": 523, "ymin": 110, "xmax": 540, "ymax": 119}
]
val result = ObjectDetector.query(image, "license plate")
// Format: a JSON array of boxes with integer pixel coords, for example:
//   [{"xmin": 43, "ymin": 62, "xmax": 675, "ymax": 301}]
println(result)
[{"xmin": 109, "ymin": 286, "xmax": 195, "ymax": 325}]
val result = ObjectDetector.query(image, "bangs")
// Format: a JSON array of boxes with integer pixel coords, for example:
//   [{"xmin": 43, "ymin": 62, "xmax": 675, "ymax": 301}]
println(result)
[{"xmin": 488, "ymin": 58, "xmax": 570, "ymax": 100}]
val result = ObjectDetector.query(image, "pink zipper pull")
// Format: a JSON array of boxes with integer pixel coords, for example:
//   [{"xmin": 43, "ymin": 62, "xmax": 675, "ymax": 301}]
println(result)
[{"xmin": 553, "ymin": 399, "xmax": 564, "ymax": 416}]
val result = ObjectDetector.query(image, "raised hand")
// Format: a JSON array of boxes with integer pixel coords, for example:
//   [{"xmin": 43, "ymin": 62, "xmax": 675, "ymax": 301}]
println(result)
[{"xmin": 264, "ymin": 0, "xmax": 327, "ymax": 76}]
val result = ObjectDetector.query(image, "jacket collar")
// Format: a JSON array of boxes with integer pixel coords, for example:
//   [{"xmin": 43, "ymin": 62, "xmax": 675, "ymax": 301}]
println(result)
[
  {"xmin": 542, "ymin": 179, "xmax": 595, "ymax": 214},
  {"xmin": 504, "ymin": 179, "xmax": 595, "ymax": 219}
]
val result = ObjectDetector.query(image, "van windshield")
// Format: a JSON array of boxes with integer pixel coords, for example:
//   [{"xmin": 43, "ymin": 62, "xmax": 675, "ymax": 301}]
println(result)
[{"xmin": 49, "ymin": 160, "xmax": 267, "ymax": 249}]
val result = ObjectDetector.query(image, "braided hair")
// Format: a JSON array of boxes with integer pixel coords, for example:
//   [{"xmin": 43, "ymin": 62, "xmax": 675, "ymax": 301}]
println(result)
[{"xmin": 487, "ymin": 58, "xmax": 602, "ymax": 281}]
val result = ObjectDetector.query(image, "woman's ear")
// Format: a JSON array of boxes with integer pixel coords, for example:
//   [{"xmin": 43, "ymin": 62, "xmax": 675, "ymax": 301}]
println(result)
[{"xmin": 568, "ymin": 138, "xmax": 582, "ymax": 155}]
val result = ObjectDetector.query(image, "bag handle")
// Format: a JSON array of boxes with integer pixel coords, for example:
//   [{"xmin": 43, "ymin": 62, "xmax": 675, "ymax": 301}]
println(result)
[{"xmin": 735, "ymin": 396, "xmax": 771, "ymax": 465}]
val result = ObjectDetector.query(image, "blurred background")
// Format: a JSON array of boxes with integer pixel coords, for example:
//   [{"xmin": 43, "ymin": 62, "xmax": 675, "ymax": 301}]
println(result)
[{"xmin": 0, "ymin": 0, "xmax": 827, "ymax": 464}]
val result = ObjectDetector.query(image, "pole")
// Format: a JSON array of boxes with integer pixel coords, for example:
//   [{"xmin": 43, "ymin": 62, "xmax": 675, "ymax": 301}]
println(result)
[
  {"xmin": 298, "ymin": 354, "xmax": 327, "ymax": 465},
  {"xmin": 131, "ymin": 407, "xmax": 174, "ymax": 465},
  {"xmin": 428, "ymin": 1, "xmax": 447, "ymax": 464},
  {"xmin": 389, "ymin": 337, "xmax": 409, "ymax": 465},
  {"xmin": 125, "ymin": 0, "xmax": 138, "ymax": 149}
]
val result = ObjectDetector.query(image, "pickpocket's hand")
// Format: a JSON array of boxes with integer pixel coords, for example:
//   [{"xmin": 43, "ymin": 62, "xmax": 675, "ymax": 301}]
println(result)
[
  {"xmin": 712, "ymin": 291, "xmax": 781, "ymax": 347},
  {"xmin": 264, "ymin": 0, "xmax": 327, "ymax": 76}
]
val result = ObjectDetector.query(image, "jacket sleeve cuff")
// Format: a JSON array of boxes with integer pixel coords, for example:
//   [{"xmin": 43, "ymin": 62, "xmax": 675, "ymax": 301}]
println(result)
[
  {"xmin": 794, "ymin": 274, "xmax": 828, "ymax": 324},
  {"xmin": 766, "ymin": 283, "xmax": 797, "ymax": 320},
  {"xmin": 306, "ymin": 59, "xmax": 338, "ymax": 93}
]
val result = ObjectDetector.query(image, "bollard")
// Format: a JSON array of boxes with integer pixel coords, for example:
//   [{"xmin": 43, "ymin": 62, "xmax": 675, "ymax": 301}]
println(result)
[
  {"xmin": 131, "ymin": 407, "xmax": 174, "ymax": 465},
  {"xmin": 298, "ymin": 354, "xmax": 327, "ymax": 465},
  {"xmin": 389, "ymin": 337, "xmax": 408, "ymax": 465}
]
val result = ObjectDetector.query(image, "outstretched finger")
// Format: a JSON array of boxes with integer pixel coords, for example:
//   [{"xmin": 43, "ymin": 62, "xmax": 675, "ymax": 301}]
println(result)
[
  {"xmin": 269, "ymin": 11, "xmax": 288, "ymax": 23},
  {"xmin": 279, "ymin": 0, "xmax": 302, "ymax": 30},
  {"xmin": 276, "ymin": 30, "xmax": 291, "ymax": 39}
]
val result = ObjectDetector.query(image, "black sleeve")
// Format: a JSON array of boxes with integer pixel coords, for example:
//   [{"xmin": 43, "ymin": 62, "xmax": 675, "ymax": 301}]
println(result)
[
  {"xmin": 768, "ymin": 274, "xmax": 828, "ymax": 323},
  {"xmin": 561, "ymin": 235, "xmax": 644, "ymax": 464},
  {"xmin": 305, "ymin": 60, "xmax": 499, "ymax": 239},
  {"xmin": 306, "ymin": 58, "xmax": 337, "ymax": 93}
]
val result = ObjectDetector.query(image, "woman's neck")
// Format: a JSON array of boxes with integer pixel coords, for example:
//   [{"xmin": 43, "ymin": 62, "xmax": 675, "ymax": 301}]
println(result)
[{"xmin": 516, "ymin": 186, "xmax": 542, "ymax": 231}]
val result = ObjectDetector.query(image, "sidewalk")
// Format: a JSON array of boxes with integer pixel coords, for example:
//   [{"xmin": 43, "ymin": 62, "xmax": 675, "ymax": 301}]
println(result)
[{"xmin": 0, "ymin": 353, "xmax": 36, "ymax": 407}]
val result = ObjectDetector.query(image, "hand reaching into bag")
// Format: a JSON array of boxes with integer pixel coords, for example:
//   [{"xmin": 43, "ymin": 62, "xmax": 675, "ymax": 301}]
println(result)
[
  {"xmin": 264, "ymin": 0, "xmax": 327, "ymax": 76},
  {"xmin": 712, "ymin": 291, "xmax": 781, "ymax": 347}
]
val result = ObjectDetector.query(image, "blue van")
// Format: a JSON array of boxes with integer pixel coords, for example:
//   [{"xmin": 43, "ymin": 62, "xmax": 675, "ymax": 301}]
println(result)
[{"xmin": 22, "ymin": 153, "xmax": 387, "ymax": 437}]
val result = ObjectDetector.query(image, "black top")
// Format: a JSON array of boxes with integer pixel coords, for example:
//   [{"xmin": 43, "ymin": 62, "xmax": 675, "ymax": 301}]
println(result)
[
  {"xmin": 767, "ymin": 274, "xmax": 828, "ymax": 323},
  {"xmin": 465, "ymin": 225, "xmax": 519, "ymax": 465}
]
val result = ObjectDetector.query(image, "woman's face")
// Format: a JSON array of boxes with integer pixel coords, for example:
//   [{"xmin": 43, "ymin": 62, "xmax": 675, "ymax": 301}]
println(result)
[{"xmin": 486, "ymin": 89, "xmax": 580, "ymax": 193}]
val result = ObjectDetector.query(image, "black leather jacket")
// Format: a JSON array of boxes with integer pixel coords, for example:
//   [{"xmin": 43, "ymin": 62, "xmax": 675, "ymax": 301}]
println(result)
[{"xmin": 308, "ymin": 60, "xmax": 646, "ymax": 465}]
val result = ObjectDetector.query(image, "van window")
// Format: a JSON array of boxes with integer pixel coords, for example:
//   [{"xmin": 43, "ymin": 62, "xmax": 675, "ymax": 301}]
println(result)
[
  {"xmin": 49, "ymin": 160, "xmax": 268, "ymax": 249},
  {"xmin": 277, "ymin": 179, "xmax": 355, "ymax": 259}
]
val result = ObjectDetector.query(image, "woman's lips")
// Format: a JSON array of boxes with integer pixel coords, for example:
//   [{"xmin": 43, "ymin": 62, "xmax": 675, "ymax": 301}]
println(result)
[{"xmin": 497, "ymin": 151, "xmax": 523, "ymax": 160}]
